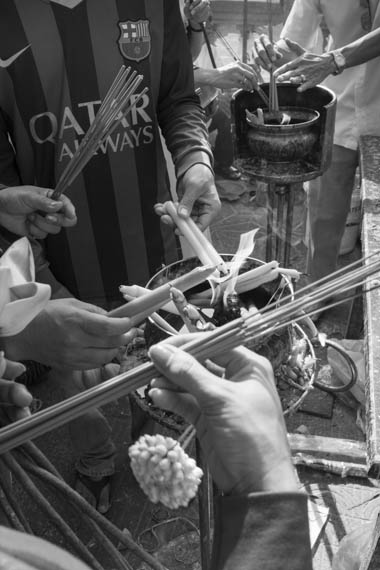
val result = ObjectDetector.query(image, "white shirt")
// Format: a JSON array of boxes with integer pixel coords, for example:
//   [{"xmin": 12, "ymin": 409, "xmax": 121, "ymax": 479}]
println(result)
[{"xmin": 281, "ymin": 0, "xmax": 380, "ymax": 150}]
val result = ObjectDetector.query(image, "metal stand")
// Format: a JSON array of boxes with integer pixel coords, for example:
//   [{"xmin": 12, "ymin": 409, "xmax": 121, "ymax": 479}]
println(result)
[{"xmin": 265, "ymin": 182, "xmax": 297, "ymax": 267}]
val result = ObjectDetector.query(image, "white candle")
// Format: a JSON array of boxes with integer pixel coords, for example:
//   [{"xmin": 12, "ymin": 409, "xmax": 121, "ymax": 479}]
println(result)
[
  {"xmin": 109, "ymin": 265, "xmax": 216, "ymax": 319},
  {"xmin": 164, "ymin": 201, "xmax": 228, "ymax": 275}
]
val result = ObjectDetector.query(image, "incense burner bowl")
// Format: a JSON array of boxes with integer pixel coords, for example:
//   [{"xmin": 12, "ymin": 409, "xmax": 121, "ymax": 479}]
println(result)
[
  {"xmin": 246, "ymin": 107, "xmax": 320, "ymax": 163},
  {"xmin": 231, "ymin": 83, "xmax": 337, "ymax": 183}
]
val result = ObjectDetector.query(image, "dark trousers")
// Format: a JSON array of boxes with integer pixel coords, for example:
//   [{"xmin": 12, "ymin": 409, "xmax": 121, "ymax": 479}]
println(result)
[{"xmin": 209, "ymin": 106, "xmax": 234, "ymax": 168}]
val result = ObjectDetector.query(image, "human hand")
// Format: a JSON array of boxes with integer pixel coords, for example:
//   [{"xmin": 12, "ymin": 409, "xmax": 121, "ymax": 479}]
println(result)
[
  {"xmin": 57, "ymin": 362, "xmax": 122, "ymax": 399},
  {"xmin": 213, "ymin": 62, "xmax": 259, "ymax": 91},
  {"xmin": 0, "ymin": 186, "xmax": 77, "ymax": 238},
  {"xmin": 184, "ymin": 0, "xmax": 211, "ymax": 26},
  {"xmin": 252, "ymin": 34, "xmax": 284, "ymax": 71},
  {"xmin": 274, "ymin": 39, "xmax": 337, "ymax": 92},
  {"xmin": 0, "ymin": 352, "xmax": 32, "ymax": 422},
  {"xmin": 155, "ymin": 164, "xmax": 220, "ymax": 231},
  {"xmin": 148, "ymin": 336, "xmax": 298, "ymax": 495},
  {"xmin": 3, "ymin": 298, "xmax": 139, "ymax": 370}
]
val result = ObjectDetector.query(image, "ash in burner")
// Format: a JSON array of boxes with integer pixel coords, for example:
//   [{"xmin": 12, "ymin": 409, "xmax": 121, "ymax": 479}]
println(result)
[
  {"xmin": 245, "ymin": 107, "xmax": 319, "ymax": 128},
  {"xmin": 265, "ymin": 116, "xmax": 303, "ymax": 126}
]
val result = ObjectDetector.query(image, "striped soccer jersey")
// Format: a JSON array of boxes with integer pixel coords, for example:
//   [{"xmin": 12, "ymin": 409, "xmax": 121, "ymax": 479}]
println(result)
[{"xmin": 0, "ymin": 0, "xmax": 212, "ymax": 306}]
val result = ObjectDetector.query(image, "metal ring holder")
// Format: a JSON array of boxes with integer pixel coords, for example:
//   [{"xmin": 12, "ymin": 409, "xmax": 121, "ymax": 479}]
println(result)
[{"xmin": 313, "ymin": 337, "xmax": 358, "ymax": 394}]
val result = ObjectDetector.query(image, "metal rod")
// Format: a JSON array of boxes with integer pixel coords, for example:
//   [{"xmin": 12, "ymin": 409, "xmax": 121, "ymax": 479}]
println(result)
[
  {"xmin": 266, "ymin": 183, "xmax": 275, "ymax": 261},
  {"xmin": 275, "ymin": 186, "xmax": 285, "ymax": 261},
  {"xmin": 284, "ymin": 183, "xmax": 295, "ymax": 267},
  {"xmin": 242, "ymin": 0, "xmax": 248, "ymax": 62}
]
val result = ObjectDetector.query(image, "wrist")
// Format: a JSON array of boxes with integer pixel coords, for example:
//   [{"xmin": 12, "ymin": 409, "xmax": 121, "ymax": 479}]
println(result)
[
  {"xmin": 327, "ymin": 49, "xmax": 346, "ymax": 75},
  {"xmin": 188, "ymin": 21, "xmax": 203, "ymax": 32},
  {"xmin": 230, "ymin": 459, "xmax": 298, "ymax": 496}
]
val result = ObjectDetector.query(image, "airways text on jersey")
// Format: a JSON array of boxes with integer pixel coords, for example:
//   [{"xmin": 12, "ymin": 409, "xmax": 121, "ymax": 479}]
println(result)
[{"xmin": 29, "ymin": 93, "xmax": 154, "ymax": 162}]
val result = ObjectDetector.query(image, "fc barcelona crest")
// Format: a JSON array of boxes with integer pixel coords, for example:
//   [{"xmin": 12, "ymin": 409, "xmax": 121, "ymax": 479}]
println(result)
[{"xmin": 118, "ymin": 20, "xmax": 151, "ymax": 62}]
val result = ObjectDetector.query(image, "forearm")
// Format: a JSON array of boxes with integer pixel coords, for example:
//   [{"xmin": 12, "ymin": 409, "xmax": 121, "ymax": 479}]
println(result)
[
  {"xmin": 193, "ymin": 67, "xmax": 224, "ymax": 89},
  {"xmin": 340, "ymin": 28, "xmax": 380, "ymax": 68},
  {"xmin": 187, "ymin": 26, "xmax": 204, "ymax": 60},
  {"xmin": 162, "ymin": 102, "xmax": 213, "ymax": 179},
  {"xmin": 159, "ymin": 0, "xmax": 213, "ymax": 179},
  {"xmin": 211, "ymin": 491, "xmax": 313, "ymax": 570},
  {"xmin": 280, "ymin": 0, "xmax": 322, "ymax": 51}
]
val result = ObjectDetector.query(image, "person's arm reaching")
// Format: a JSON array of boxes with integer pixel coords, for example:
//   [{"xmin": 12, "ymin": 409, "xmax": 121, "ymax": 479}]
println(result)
[
  {"xmin": 148, "ymin": 336, "xmax": 313, "ymax": 570},
  {"xmin": 1, "ymin": 299, "xmax": 138, "ymax": 370},
  {"xmin": 275, "ymin": 28, "xmax": 380, "ymax": 92},
  {"xmin": 0, "ymin": 185, "xmax": 77, "ymax": 239},
  {"xmin": 183, "ymin": 0, "xmax": 210, "ymax": 60},
  {"xmin": 252, "ymin": 0, "xmax": 322, "ymax": 71},
  {"xmin": 157, "ymin": 0, "xmax": 220, "ymax": 231}
]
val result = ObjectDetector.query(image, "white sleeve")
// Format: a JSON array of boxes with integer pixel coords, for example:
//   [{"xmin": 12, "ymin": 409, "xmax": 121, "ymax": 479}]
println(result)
[{"xmin": 281, "ymin": 0, "xmax": 323, "ymax": 51}]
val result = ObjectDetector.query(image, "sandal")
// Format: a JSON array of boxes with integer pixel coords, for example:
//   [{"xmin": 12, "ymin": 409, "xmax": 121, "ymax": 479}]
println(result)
[{"xmin": 74, "ymin": 472, "xmax": 111, "ymax": 514}]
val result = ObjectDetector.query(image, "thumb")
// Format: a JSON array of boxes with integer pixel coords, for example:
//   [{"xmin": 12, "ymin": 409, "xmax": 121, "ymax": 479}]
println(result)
[
  {"xmin": 284, "ymin": 37, "xmax": 305, "ymax": 56},
  {"xmin": 0, "ymin": 380, "xmax": 33, "ymax": 408},
  {"xmin": 4, "ymin": 360, "xmax": 26, "ymax": 381},
  {"xmin": 81, "ymin": 310, "xmax": 132, "ymax": 337},
  {"xmin": 26, "ymin": 190, "xmax": 63, "ymax": 213},
  {"xmin": 149, "ymin": 343, "xmax": 221, "ymax": 402}
]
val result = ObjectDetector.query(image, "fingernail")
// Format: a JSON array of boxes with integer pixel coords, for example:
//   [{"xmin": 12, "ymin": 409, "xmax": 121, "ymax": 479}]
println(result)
[
  {"xmin": 48, "ymin": 200, "xmax": 61, "ymax": 208},
  {"xmin": 20, "ymin": 386, "xmax": 32, "ymax": 400},
  {"xmin": 149, "ymin": 343, "xmax": 177, "ymax": 361},
  {"xmin": 178, "ymin": 205, "xmax": 189, "ymax": 217},
  {"xmin": 45, "ymin": 214, "xmax": 58, "ymax": 223}
]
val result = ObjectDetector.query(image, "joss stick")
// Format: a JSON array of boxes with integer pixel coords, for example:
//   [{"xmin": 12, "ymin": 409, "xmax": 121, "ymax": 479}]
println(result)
[
  {"xmin": 212, "ymin": 28, "xmax": 269, "ymax": 108},
  {"xmin": 0, "ymin": 254, "xmax": 379, "ymax": 454}
]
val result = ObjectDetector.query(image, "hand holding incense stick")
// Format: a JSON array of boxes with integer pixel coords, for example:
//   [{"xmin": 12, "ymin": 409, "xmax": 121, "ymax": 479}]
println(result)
[
  {"xmin": 52, "ymin": 66, "xmax": 147, "ymax": 200},
  {"xmin": 0, "ymin": 254, "xmax": 379, "ymax": 453}
]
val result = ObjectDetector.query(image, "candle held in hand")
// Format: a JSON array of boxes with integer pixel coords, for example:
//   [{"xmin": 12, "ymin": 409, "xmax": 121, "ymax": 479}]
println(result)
[{"xmin": 109, "ymin": 265, "xmax": 216, "ymax": 322}]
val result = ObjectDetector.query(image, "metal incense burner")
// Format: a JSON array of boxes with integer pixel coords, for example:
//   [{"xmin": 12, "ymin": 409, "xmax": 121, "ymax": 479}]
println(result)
[{"xmin": 231, "ymin": 83, "xmax": 337, "ymax": 266}]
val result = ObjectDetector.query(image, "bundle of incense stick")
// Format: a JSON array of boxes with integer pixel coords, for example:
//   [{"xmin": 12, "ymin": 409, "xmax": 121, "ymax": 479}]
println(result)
[
  {"xmin": 0, "ymin": 254, "xmax": 378, "ymax": 454},
  {"xmin": 52, "ymin": 66, "xmax": 147, "ymax": 200},
  {"xmin": 213, "ymin": 27, "xmax": 270, "ymax": 107}
]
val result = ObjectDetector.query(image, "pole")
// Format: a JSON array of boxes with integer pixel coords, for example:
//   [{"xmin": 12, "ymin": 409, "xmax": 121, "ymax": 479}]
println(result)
[{"xmin": 242, "ymin": 0, "xmax": 248, "ymax": 62}]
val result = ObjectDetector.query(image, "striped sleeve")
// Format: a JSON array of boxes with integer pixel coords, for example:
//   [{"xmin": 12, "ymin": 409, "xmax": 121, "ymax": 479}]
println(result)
[{"xmin": 158, "ymin": 0, "xmax": 213, "ymax": 180}]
